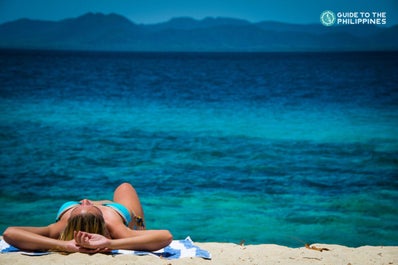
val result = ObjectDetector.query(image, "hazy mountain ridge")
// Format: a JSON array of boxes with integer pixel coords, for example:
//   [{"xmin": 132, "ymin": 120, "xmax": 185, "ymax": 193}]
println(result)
[{"xmin": 0, "ymin": 12, "xmax": 397, "ymax": 51}]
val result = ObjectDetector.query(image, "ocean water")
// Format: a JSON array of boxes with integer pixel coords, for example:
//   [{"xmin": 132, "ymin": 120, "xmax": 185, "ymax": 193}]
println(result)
[{"xmin": 0, "ymin": 50, "xmax": 397, "ymax": 247}]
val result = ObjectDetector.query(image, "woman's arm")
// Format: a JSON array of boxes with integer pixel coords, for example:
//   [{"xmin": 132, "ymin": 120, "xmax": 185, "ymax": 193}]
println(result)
[
  {"xmin": 75, "ymin": 227, "xmax": 173, "ymax": 252},
  {"xmin": 2, "ymin": 222, "xmax": 80, "ymax": 252},
  {"xmin": 110, "ymin": 229, "xmax": 172, "ymax": 251}
]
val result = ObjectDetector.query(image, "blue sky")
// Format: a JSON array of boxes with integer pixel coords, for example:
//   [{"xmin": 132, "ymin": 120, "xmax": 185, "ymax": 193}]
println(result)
[{"xmin": 0, "ymin": 0, "xmax": 397, "ymax": 25}]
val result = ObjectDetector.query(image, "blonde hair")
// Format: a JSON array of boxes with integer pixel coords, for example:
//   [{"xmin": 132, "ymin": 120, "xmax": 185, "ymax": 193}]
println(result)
[{"xmin": 59, "ymin": 213, "xmax": 109, "ymax": 241}]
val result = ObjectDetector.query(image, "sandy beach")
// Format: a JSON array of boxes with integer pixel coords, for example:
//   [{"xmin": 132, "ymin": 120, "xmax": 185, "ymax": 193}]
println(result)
[{"xmin": 1, "ymin": 240, "xmax": 397, "ymax": 265}]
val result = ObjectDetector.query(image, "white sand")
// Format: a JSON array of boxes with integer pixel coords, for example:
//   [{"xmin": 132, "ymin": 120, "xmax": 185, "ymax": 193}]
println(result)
[{"xmin": 1, "ymin": 242, "xmax": 397, "ymax": 265}]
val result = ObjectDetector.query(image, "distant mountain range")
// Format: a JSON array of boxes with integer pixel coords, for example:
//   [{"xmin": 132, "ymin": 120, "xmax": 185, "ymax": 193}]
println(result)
[{"xmin": 0, "ymin": 12, "xmax": 397, "ymax": 52}]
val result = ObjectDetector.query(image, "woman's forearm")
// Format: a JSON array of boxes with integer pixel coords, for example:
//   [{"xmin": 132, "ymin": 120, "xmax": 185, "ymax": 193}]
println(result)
[
  {"xmin": 3, "ymin": 227, "xmax": 67, "ymax": 251},
  {"xmin": 109, "ymin": 230, "xmax": 173, "ymax": 251}
]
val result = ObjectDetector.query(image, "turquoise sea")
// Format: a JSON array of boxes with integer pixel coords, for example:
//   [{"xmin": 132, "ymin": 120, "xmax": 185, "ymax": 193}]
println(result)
[{"xmin": 0, "ymin": 50, "xmax": 397, "ymax": 247}]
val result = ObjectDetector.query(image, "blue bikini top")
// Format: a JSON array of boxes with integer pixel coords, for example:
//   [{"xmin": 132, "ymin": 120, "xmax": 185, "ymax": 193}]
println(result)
[{"xmin": 55, "ymin": 201, "xmax": 132, "ymax": 226}]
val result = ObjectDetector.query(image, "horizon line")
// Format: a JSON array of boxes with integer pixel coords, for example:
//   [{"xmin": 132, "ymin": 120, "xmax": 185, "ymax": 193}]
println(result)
[{"xmin": 2, "ymin": 11, "xmax": 396, "ymax": 28}]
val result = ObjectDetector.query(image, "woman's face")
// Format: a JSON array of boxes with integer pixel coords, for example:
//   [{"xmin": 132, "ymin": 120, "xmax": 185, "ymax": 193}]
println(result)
[{"xmin": 69, "ymin": 199, "xmax": 102, "ymax": 218}]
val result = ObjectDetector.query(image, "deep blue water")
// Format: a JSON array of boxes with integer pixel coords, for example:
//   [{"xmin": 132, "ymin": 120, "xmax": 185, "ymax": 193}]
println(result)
[{"xmin": 0, "ymin": 50, "xmax": 397, "ymax": 247}]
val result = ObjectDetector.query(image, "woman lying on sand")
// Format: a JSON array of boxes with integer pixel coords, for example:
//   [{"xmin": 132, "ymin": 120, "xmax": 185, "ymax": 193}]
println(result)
[{"xmin": 3, "ymin": 183, "xmax": 173, "ymax": 253}]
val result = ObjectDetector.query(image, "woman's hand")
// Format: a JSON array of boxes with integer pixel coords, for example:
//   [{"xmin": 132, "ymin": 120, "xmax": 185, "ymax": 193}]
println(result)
[
  {"xmin": 62, "ymin": 239, "xmax": 81, "ymax": 253},
  {"xmin": 74, "ymin": 231, "xmax": 110, "ymax": 251},
  {"xmin": 61, "ymin": 239, "xmax": 101, "ymax": 254}
]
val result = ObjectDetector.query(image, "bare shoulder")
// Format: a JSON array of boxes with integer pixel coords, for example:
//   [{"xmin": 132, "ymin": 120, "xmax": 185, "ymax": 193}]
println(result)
[
  {"xmin": 107, "ymin": 223, "xmax": 154, "ymax": 239},
  {"xmin": 99, "ymin": 206, "xmax": 127, "ymax": 237},
  {"xmin": 107, "ymin": 222, "xmax": 133, "ymax": 239},
  {"xmin": 47, "ymin": 220, "xmax": 67, "ymax": 238}
]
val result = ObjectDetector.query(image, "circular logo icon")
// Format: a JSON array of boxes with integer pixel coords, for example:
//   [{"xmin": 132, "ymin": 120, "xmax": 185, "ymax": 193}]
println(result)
[{"xmin": 320, "ymin": 10, "xmax": 336, "ymax": 26}]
